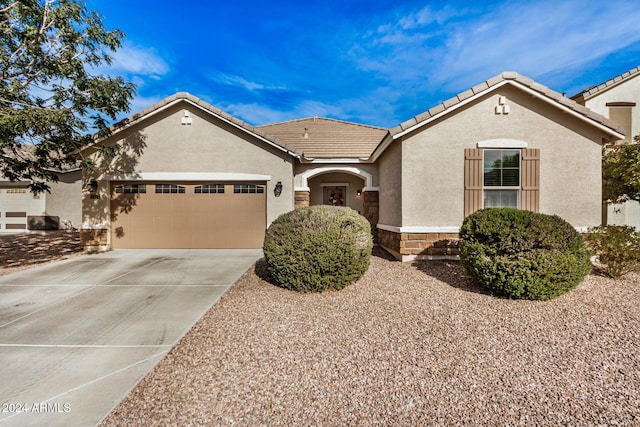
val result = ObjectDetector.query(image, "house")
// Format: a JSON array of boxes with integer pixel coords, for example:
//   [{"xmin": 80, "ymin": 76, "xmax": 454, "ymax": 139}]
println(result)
[
  {"xmin": 572, "ymin": 66, "xmax": 640, "ymax": 229},
  {"xmin": 79, "ymin": 72, "xmax": 625, "ymax": 261},
  {"xmin": 0, "ymin": 149, "xmax": 82, "ymax": 233}
]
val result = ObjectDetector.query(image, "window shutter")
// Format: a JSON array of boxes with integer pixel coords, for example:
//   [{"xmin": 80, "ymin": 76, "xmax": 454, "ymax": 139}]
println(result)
[
  {"xmin": 608, "ymin": 105, "xmax": 633, "ymax": 143},
  {"xmin": 464, "ymin": 148, "xmax": 483, "ymax": 216},
  {"xmin": 521, "ymin": 148, "xmax": 540, "ymax": 212}
]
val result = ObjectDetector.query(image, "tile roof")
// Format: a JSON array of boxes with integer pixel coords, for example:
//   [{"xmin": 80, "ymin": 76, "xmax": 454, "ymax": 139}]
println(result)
[
  {"xmin": 257, "ymin": 117, "xmax": 388, "ymax": 159},
  {"xmin": 2, "ymin": 145, "xmax": 81, "ymax": 173},
  {"xmin": 571, "ymin": 66, "xmax": 640, "ymax": 102},
  {"xmin": 388, "ymin": 71, "xmax": 626, "ymax": 139},
  {"xmin": 86, "ymin": 74, "xmax": 626, "ymax": 165}
]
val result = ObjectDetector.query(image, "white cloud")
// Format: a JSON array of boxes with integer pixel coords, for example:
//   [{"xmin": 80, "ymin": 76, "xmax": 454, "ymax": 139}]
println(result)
[
  {"xmin": 220, "ymin": 103, "xmax": 294, "ymax": 125},
  {"xmin": 397, "ymin": 5, "xmax": 459, "ymax": 30},
  {"xmin": 221, "ymin": 88, "xmax": 403, "ymax": 128},
  {"xmin": 221, "ymin": 100, "xmax": 345, "ymax": 126},
  {"xmin": 108, "ymin": 44, "xmax": 169, "ymax": 78},
  {"xmin": 350, "ymin": 0, "xmax": 640, "ymax": 95},
  {"xmin": 110, "ymin": 94, "xmax": 165, "ymax": 123},
  {"xmin": 211, "ymin": 72, "xmax": 287, "ymax": 92},
  {"xmin": 128, "ymin": 95, "xmax": 165, "ymax": 114},
  {"xmin": 436, "ymin": 1, "xmax": 640, "ymax": 90}
]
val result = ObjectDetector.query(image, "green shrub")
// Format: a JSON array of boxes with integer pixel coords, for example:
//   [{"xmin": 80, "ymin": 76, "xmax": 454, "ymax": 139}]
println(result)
[
  {"xmin": 460, "ymin": 208, "xmax": 591, "ymax": 300},
  {"xmin": 585, "ymin": 225, "xmax": 640, "ymax": 278},
  {"xmin": 263, "ymin": 205, "xmax": 372, "ymax": 292}
]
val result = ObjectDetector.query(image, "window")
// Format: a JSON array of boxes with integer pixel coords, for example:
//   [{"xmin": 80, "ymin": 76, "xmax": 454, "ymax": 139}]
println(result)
[
  {"xmin": 195, "ymin": 184, "xmax": 224, "ymax": 194},
  {"xmin": 155, "ymin": 184, "xmax": 185, "ymax": 194},
  {"xmin": 483, "ymin": 149, "xmax": 520, "ymax": 208},
  {"xmin": 6, "ymin": 189, "xmax": 27, "ymax": 194},
  {"xmin": 465, "ymin": 148, "xmax": 539, "ymax": 216},
  {"xmin": 233, "ymin": 184, "xmax": 264, "ymax": 194},
  {"xmin": 115, "ymin": 184, "xmax": 146, "ymax": 194}
]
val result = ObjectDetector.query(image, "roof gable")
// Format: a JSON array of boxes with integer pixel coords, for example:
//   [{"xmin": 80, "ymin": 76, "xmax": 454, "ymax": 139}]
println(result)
[
  {"xmin": 257, "ymin": 117, "xmax": 387, "ymax": 160},
  {"xmin": 370, "ymin": 72, "xmax": 626, "ymax": 162},
  {"xmin": 388, "ymin": 72, "xmax": 625, "ymax": 139},
  {"xmin": 571, "ymin": 66, "xmax": 640, "ymax": 102},
  {"xmin": 84, "ymin": 74, "xmax": 626, "ymax": 164},
  {"xmin": 85, "ymin": 92, "xmax": 300, "ymax": 158}
]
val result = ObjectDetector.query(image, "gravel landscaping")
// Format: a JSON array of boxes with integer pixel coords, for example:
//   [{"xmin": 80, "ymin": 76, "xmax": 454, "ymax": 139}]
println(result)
[{"xmin": 101, "ymin": 248, "xmax": 640, "ymax": 426}]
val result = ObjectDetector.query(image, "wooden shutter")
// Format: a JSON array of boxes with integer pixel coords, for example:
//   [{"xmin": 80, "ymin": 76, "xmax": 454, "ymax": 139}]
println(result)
[
  {"xmin": 608, "ymin": 105, "xmax": 633, "ymax": 143},
  {"xmin": 521, "ymin": 148, "xmax": 540, "ymax": 212},
  {"xmin": 464, "ymin": 148, "xmax": 483, "ymax": 216}
]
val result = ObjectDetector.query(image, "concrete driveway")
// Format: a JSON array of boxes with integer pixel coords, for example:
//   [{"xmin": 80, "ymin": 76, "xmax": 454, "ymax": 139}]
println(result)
[{"xmin": 0, "ymin": 249, "xmax": 262, "ymax": 427}]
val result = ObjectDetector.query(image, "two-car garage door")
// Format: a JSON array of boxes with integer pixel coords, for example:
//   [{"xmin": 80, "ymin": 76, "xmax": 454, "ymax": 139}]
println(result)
[{"xmin": 110, "ymin": 182, "xmax": 266, "ymax": 249}]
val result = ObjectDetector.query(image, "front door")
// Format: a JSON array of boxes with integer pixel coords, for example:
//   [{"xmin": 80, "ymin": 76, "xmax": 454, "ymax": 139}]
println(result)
[{"xmin": 323, "ymin": 186, "xmax": 346, "ymax": 207}]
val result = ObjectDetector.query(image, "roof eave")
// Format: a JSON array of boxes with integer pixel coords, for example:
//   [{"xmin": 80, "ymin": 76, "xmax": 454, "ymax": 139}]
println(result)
[
  {"xmin": 391, "ymin": 79, "xmax": 513, "ymax": 140},
  {"xmin": 571, "ymin": 66, "xmax": 640, "ymax": 102},
  {"xmin": 79, "ymin": 95, "xmax": 301, "ymax": 159},
  {"xmin": 511, "ymin": 81, "xmax": 625, "ymax": 140},
  {"xmin": 371, "ymin": 79, "xmax": 624, "ymax": 161},
  {"xmin": 300, "ymin": 157, "xmax": 372, "ymax": 164}
]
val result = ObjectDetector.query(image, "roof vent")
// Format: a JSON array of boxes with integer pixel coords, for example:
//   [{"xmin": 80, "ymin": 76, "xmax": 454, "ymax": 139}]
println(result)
[
  {"xmin": 181, "ymin": 110, "xmax": 192, "ymax": 126},
  {"xmin": 303, "ymin": 128, "xmax": 309, "ymax": 139}
]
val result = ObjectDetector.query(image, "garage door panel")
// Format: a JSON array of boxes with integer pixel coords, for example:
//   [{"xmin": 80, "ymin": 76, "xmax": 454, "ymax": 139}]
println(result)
[
  {"xmin": 0, "ymin": 188, "xmax": 31, "ymax": 232},
  {"xmin": 110, "ymin": 182, "xmax": 266, "ymax": 249}
]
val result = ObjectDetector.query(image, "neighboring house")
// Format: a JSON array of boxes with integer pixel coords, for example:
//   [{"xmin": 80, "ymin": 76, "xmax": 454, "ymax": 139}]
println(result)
[
  {"xmin": 0, "ymin": 150, "xmax": 82, "ymax": 233},
  {"xmin": 79, "ymin": 72, "xmax": 625, "ymax": 261},
  {"xmin": 572, "ymin": 66, "xmax": 640, "ymax": 230}
]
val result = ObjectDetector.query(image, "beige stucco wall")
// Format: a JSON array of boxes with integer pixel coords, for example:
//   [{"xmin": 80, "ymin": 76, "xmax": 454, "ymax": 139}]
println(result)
[
  {"xmin": 82, "ymin": 102, "xmax": 294, "ymax": 236},
  {"xmin": 46, "ymin": 169, "xmax": 83, "ymax": 228},
  {"xmin": 398, "ymin": 85, "xmax": 608, "ymax": 230},
  {"xmin": 377, "ymin": 139, "xmax": 402, "ymax": 226},
  {"xmin": 0, "ymin": 180, "xmax": 46, "ymax": 215},
  {"xmin": 293, "ymin": 162, "xmax": 379, "ymax": 189},
  {"xmin": 582, "ymin": 74, "xmax": 640, "ymax": 140},
  {"xmin": 0, "ymin": 172, "xmax": 81, "ymax": 231}
]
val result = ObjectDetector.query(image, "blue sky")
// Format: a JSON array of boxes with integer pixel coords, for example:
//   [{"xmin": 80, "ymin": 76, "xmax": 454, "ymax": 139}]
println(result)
[{"xmin": 87, "ymin": 0, "xmax": 640, "ymax": 128}]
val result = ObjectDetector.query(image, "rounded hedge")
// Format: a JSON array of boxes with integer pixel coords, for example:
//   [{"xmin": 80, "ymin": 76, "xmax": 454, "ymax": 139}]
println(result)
[
  {"xmin": 263, "ymin": 205, "xmax": 373, "ymax": 292},
  {"xmin": 459, "ymin": 208, "xmax": 591, "ymax": 300}
]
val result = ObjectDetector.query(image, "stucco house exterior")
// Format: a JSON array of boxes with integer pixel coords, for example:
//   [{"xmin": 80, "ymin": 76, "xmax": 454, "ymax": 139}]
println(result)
[
  {"xmin": 0, "ymin": 158, "xmax": 82, "ymax": 233},
  {"xmin": 79, "ymin": 71, "xmax": 625, "ymax": 261},
  {"xmin": 572, "ymin": 66, "xmax": 640, "ymax": 230}
]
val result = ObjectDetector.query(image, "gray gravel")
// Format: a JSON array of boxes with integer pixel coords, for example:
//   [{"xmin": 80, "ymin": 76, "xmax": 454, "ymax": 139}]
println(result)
[{"xmin": 101, "ymin": 249, "xmax": 640, "ymax": 426}]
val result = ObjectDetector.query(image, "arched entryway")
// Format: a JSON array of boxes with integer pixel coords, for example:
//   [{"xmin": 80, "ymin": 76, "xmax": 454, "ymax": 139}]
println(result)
[
  {"xmin": 307, "ymin": 172, "xmax": 366, "ymax": 214},
  {"xmin": 295, "ymin": 166, "xmax": 379, "ymax": 239}
]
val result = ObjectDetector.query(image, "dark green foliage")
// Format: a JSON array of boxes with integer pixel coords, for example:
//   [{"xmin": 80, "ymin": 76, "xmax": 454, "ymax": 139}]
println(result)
[
  {"xmin": 263, "ymin": 206, "xmax": 372, "ymax": 292},
  {"xmin": 0, "ymin": 0, "xmax": 136, "ymax": 192},
  {"xmin": 585, "ymin": 225, "xmax": 640, "ymax": 278},
  {"xmin": 460, "ymin": 208, "xmax": 591, "ymax": 300},
  {"xmin": 603, "ymin": 136, "xmax": 640, "ymax": 203}
]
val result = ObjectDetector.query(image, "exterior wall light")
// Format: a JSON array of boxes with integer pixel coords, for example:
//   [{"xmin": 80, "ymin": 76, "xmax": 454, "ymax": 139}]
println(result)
[
  {"xmin": 356, "ymin": 188, "xmax": 362, "ymax": 197},
  {"xmin": 274, "ymin": 181, "xmax": 283, "ymax": 197},
  {"xmin": 87, "ymin": 180, "xmax": 98, "ymax": 193}
]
